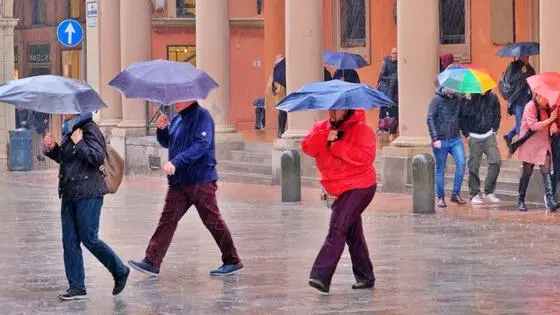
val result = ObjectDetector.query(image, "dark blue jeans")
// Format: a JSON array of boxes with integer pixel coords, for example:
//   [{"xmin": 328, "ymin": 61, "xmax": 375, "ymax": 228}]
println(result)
[
  {"xmin": 506, "ymin": 94, "xmax": 531, "ymax": 140},
  {"xmin": 61, "ymin": 197, "xmax": 126, "ymax": 291},
  {"xmin": 433, "ymin": 137, "xmax": 466, "ymax": 198}
]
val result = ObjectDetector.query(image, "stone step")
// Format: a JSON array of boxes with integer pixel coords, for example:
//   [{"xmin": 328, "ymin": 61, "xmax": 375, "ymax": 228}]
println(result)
[
  {"xmin": 443, "ymin": 166, "xmax": 520, "ymax": 182},
  {"xmin": 218, "ymin": 171, "xmax": 273, "ymax": 186},
  {"xmin": 229, "ymin": 150, "xmax": 272, "ymax": 164},
  {"xmin": 217, "ymin": 161, "xmax": 272, "ymax": 176},
  {"xmin": 444, "ymin": 175, "xmax": 518, "ymax": 196},
  {"xmin": 243, "ymin": 142, "xmax": 273, "ymax": 152}
]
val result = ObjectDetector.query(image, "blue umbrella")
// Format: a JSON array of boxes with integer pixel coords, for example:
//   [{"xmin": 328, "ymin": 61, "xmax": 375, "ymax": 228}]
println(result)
[
  {"xmin": 0, "ymin": 75, "xmax": 106, "ymax": 114},
  {"xmin": 273, "ymin": 57, "xmax": 286, "ymax": 87},
  {"xmin": 323, "ymin": 51, "xmax": 367, "ymax": 69},
  {"xmin": 276, "ymin": 80, "xmax": 395, "ymax": 112},
  {"xmin": 496, "ymin": 42, "xmax": 540, "ymax": 58},
  {"xmin": 109, "ymin": 59, "xmax": 218, "ymax": 105}
]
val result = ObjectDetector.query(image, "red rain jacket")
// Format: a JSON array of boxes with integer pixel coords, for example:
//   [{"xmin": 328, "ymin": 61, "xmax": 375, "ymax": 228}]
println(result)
[{"xmin": 301, "ymin": 110, "xmax": 376, "ymax": 196}]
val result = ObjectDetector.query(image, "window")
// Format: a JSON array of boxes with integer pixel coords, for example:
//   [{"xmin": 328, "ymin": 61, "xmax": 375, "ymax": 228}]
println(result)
[
  {"xmin": 27, "ymin": 44, "xmax": 51, "ymax": 65},
  {"xmin": 167, "ymin": 45, "xmax": 196, "ymax": 65},
  {"xmin": 176, "ymin": 0, "xmax": 195, "ymax": 17},
  {"xmin": 332, "ymin": 0, "xmax": 371, "ymax": 62},
  {"xmin": 31, "ymin": 0, "xmax": 44, "ymax": 25},
  {"xmin": 439, "ymin": 0, "xmax": 471, "ymax": 62}
]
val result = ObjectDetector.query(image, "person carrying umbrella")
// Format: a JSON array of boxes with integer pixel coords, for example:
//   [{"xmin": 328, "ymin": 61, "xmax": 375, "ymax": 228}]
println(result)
[
  {"xmin": 376, "ymin": 48, "xmax": 399, "ymax": 141},
  {"xmin": 275, "ymin": 79, "xmax": 394, "ymax": 294},
  {"xmin": 108, "ymin": 59, "xmax": 243, "ymax": 277},
  {"xmin": 498, "ymin": 42, "xmax": 538, "ymax": 149},
  {"xmin": 0, "ymin": 74, "xmax": 129, "ymax": 300}
]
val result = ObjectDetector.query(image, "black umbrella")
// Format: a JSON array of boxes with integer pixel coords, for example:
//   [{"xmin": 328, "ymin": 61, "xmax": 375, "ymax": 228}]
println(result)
[{"xmin": 496, "ymin": 42, "xmax": 540, "ymax": 58}]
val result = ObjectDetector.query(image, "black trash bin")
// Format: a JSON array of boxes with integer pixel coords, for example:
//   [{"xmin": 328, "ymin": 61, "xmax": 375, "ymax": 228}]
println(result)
[{"xmin": 8, "ymin": 130, "xmax": 34, "ymax": 171}]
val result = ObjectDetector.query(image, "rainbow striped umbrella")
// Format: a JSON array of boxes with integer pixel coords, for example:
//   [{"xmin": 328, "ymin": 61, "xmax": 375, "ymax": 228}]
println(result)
[{"xmin": 437, "ymin": 64, "xmax": 497, "ymax": 94}]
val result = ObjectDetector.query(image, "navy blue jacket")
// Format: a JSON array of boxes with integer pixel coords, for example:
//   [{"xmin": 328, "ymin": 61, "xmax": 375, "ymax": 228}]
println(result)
[
  {"xmin": 426, "ymin": 88, "xmax": 463, "ymax": 142},
  {"xmin": 157, "ymin": 102, "xmax": 218, "ymax": 186},
  {"xmin": 44, "ymin": 119, "xmax": 108, "ymax": 200}
]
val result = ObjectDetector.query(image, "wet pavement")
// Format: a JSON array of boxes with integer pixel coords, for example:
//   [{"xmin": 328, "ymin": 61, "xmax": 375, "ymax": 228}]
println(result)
[{"xmin": 2, "ymin": 170, "xmax": 560, "ymax": 314}]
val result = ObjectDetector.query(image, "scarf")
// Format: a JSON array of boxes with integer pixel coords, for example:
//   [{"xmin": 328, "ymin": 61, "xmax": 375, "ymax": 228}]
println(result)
[{"xmin": 62, "ymin": 113, "xmax": 93, "ymax": 135}]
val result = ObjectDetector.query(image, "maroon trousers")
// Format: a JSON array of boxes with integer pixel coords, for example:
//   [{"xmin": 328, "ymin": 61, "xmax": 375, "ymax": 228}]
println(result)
[
  {"xmin": 145, "ymin": 182, "xmax": 240, "ymax": 268},
  {"xmin": 310, "ymin": 185, "xmax": 376, "ymax": 288}
]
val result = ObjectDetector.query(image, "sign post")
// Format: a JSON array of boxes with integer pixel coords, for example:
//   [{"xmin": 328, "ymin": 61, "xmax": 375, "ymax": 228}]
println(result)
[{"xmin": 57, "ymin": 19, "xmax": 85, "ymax": 81}]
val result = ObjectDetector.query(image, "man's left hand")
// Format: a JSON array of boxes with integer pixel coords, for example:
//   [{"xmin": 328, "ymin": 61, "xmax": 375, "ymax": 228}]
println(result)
[
  {"xmin": 71, "ymin": 129, "xmax": 83, "ymax": 144},
  {"xmin": 163, "ymin": 161, "xmax": 176, "ymax": 176},
  {"xmin": 328, "ymin": 130, "xmax": 338, "ymax": 142}
]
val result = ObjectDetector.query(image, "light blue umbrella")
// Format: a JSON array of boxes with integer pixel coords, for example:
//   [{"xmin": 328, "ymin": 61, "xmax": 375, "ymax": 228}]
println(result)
[
  {"xmin": 109, "ymin": 59, "xmax": 218, "ymax": 105},
  {"xmin": 0, "ymin": 75, "xmax": 107, "ymax": 114},
  {"xmin": 275, "ymin": 80, "xmax": 395, "ymax": 112},
  {"xmin": 323, "ymin": 51, "xmax": 367, "ymax": 69}
]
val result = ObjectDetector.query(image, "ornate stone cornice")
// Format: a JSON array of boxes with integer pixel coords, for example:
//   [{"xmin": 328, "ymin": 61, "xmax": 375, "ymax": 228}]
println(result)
[{"xmin": 151, "ymin": 17, "xmax": 264, "ymax": 29}]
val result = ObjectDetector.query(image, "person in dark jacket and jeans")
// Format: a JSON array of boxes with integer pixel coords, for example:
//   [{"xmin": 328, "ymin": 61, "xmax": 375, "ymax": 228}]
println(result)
[
  {"xmin": 427, "ymin": 88, "xmax": 467, "ymax": 207},
  {"xmin": 459, "ymin": 91, "xmax": 502, "ymax": 204},
  {"xmin": 377, "ymin": 48, "xmax": 399, "ymax": 140},
  {"xmin": 129, "ymin": 101, "xmax": 243, "ymax": 277},
  {"xmin": 43, "ymin": 113, "xmax": 129, "ymax": 301}
]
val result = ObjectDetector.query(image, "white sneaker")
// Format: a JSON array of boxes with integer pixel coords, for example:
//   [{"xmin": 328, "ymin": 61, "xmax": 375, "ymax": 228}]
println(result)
[
  {"xmin": 484, "ymin": 193, "xmax": 500, "ymax": 203},
  {"xmin": 470, "ymin": 195, "xmax": 484, "ymax": 205}
]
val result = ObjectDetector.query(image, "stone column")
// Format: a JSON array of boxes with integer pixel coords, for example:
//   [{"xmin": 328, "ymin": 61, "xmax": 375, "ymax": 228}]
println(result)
[
  {"xmin": 195, "ymin": 0, "xmax": 235, "ymax": 133},
  {"xmin": 116, "ymin": 0, "xmax": 151, "ymax": 131},
  {"xmin": 0, "ymin": 18, "xmax": 18, "ymax": 161},
  {"xmin": 540, "ymin": 0, "xmax": 560, "ymax": 72},
  {"xmin": 381, "ymin": 0, "xmax": 439, "ymax": 193},
  {"xmin": 282, "ymin": 0, "xmax": 323, "ymax": 138},
  {"xmin": 272, "ymin": 0, "xmax": 323, "ymax": 185},
  {"xmin": 98, "ymin": 0, "xmax": 122, "ymax": 127}
]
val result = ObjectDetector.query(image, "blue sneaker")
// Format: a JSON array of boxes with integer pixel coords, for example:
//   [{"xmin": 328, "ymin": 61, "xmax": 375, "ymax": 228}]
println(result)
[
  {"xmin": 128, "ymin": 259, "xmax": 160, "ymax": 277},
  {"xmin": 210, "ymin": 262, "xmax": 244, "ymax": 276}
]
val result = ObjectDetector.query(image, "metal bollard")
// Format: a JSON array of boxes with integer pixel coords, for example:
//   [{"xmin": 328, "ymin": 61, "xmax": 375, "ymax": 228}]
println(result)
[
  {"xmin": 281, "ymin": 149, "xmax": 301, "ymax": 202},
  {"xmin": 412, "ymin": 153, "xmax": 435, "ymax": 214}
]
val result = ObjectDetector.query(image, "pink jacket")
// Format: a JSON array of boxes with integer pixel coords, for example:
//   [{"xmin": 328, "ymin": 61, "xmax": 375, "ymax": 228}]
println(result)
[{"xmin": 517, "ymin": 101, "xmax": 552, "ymax": 166}]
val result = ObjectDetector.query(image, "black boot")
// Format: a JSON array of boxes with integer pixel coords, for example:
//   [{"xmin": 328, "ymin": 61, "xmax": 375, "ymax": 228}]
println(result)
[
  {"xmin": 518, "ymin": 173, "xmax": 530, "ymax": 212},
  {"xmin": 543, "ymin": 173, "xmax": 559, "ymax": 212}
]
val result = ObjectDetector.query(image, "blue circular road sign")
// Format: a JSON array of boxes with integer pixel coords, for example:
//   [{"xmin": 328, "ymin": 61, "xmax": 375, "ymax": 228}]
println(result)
[{"xmin": 57, "ymin": 19, "xmax": 84, "ymax": 47}]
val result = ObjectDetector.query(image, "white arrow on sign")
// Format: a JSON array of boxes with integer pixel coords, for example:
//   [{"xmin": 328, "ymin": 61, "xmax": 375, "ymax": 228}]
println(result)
[{"xmin": 64, "ymin": 22, "xmax": 76, "ymax": 44}]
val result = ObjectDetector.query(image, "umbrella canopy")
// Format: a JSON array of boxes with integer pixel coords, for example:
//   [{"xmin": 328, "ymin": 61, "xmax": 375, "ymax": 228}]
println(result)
[
  {"xmin": 496, "ymin": 42, "xmax": 540, "ymax": 58},
  {"xmin": 323, "ymin": 51, "xmax": 367, "ymax": 69},
  {"xmin": 437, "ymin": 64, "xmax": 497, "ymax": 94},
  {"xmin": 0, "ymin": 75, "xmax": 106, "ymax": 114},
  {"xmin": 275, "ymin": 80, "xmax": 395, "ymax": 112},
  {"xmin": 273, "ymin": 57, "xmax": 286, "ymax": 87},
  {"xmin": 109, "ymin": 59, "xmax": 218, "ymax": 105},
  {"xmin": 527, "ymin": 72, "xmax": 560, "ymax": 105}
]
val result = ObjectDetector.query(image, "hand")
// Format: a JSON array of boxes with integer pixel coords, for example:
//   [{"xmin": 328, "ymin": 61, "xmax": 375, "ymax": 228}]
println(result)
[
  {"xmin": 71, "ymin": 129, "xmax": 83, "ymax": 144},
  {"xmin": 433, "ymin": 140, "xmax": 442, "ymax": 149},
  {"xmin": 550, "ymin": 110, "xmax": 558, "ymax": 122},
  {"xmin": 327, "ymin": 130, "xmax": 338, "ymax": 142},
  {"xmin": 465, "ymin": 137, "xmax": 470, "ymax": 142},
  {"xmin": 44, "ymin": 132, "xmax": 56, "ymax": 150},
  {"xmin": 163, "ymin": 161, "xmax": 176, "ymax": 176},
  {"xmin": 156, "ymin": 114, "xmax": 169, "ymax": 130}
]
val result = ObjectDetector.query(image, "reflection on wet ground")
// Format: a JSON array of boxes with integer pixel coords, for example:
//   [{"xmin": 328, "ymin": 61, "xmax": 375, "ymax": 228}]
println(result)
[{"xmin": 2, "ymin": 170, "xmax": 560, "ymax": 314}]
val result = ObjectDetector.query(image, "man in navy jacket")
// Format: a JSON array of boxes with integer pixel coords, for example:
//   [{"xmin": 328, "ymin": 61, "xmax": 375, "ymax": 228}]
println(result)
[{"xmin": 129, "ymin": 101, "xmax": 243, "ymax": 277}]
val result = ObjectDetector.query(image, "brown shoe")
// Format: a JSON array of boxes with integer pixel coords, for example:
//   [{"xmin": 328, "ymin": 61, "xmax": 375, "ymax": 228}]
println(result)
[
  {"xmin": 450, "ymin": 194, "xmax": 467, "ymax": 205},
  {"xmin": 437, "ymin": 198, "xmax": 447, "ymax": 208}
]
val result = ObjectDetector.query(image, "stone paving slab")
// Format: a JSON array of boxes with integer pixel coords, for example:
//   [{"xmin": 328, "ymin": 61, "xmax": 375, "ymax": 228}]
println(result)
[{"xmin": 2, "ymin": 170, "xmax": 560, "ymax": 314}]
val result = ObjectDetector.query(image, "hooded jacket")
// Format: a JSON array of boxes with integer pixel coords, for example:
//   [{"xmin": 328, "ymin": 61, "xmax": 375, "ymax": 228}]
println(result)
[
  {"xmin": 459, "ymin": 91, "xmax": 501, "ymax": 137},
  {"xmin": 301, "ymin": 110, "xmax": 376, "ymax": 196},
  {"xmin": 426, "ymin": 88, "xmax": 463, "ymax": 142}
]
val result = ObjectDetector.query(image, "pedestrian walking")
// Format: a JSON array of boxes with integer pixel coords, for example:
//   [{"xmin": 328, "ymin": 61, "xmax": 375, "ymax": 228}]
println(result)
[
  {"xmin": 515, "ymin": 94, "xmax": 559, "ymax": 211},
  {"xmin": 302, "ymin": 109, "xmax": 377, "ymax": 294},
  {"xmin": 43, "ymin": 113, "xmax": 130, "ymax": 301},
  {"xmin": 129, "ymin": 101, "xmax": 243, "ymax": 277},
  {"xmin": 427, "ymin": 87, "xmax": 467, "ymax": 207},
  {"xmin": 376, "ymin": 48, "xmax": 399, "ymax": 141},
  {"xmin": 459, "ymin": 91, "xmax": 502, "ymax": 204}
]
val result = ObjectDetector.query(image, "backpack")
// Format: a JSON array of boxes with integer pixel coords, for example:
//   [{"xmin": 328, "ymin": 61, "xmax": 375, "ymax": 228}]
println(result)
[
  {"xmin": 498, "ymin": 71, "xmax": 514, "ymax": 101},
  {"xmin": 99, "ymin": 144, "xmax": 124, "ymax": 194}
]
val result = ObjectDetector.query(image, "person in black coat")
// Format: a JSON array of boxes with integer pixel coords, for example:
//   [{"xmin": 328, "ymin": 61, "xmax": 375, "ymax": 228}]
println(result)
[
  {"xmin": 376, "ymin": 48, "xmax": 399, "ymax": 141},
  {"xmin": 43, "ymin": 113, "xmax": 129, "ymax": 301}
]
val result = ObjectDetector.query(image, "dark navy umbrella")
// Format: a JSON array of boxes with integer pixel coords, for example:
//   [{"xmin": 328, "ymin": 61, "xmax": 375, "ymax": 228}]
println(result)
[
  {"xmin": 109, "ymin": 59, "xmax": 218, "ymax": 105},
  {"xmin": 273, "ymin": 57, "xmax": 286, "ymax": 87},
  {"xmin": 496, "ymin": 42, "xmax": 540, "ymax": 58},
  {"xmin": 0, "ymin": 75, "xmax": 107, "ymax": 114},
  {"xmin": 323, "ymin": 51, "xmax": 367, "ymax": 69},
  {"xmin": 276, "ymin": 80, "xmax": 395, "ymax": 112}
]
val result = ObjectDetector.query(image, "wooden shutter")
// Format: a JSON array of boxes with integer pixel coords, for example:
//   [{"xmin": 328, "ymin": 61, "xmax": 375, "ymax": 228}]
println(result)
[{"xmin": 491, "ymin": 0, "xmax": 515, "ymax": 45}]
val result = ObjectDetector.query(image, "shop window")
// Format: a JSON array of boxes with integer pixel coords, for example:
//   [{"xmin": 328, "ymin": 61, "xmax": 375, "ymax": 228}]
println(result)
[
  {"xmin": 167, "ymin": 45, "xmax": 196, "ymax": 65},
  {"xmin": 27, "ymin": 44, "xmax": 51, "ymax": 65},
  {"xmin": 176, "ymin": 0, "xmax": 195, "ymax": 17},
  {"xmin": 31, "ymin": 0, "xmax": 44, "ymax": 25},
  {"xmin": 439, "ymin": 0, "xmax": 471, "ymax": 62},
  {"xmin": 331, "ymin": 0, "xmax": 371, "ymax": 63}
]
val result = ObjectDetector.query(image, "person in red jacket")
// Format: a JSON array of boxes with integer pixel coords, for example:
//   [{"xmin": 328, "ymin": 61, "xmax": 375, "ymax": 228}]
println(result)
[{"xmin": 302, "ymin": 109, "xmax": 377, "ymax": 294}]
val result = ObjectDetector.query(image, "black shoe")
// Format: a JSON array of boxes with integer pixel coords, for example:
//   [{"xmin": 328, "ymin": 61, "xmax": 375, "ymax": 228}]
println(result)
[
  {"xmin": 352, "ymin": 279, "xmax": 375, "ymax": 290},
  {"xmin": 437, "ymin": 198, "xmax": 447, "ymax": 208},
  {"xmin": 308, "ymin": 278, "xmax": 329, "ymax": 294},
  {"xmin": 450, "ymin": 194, "xmax": 467, "ymax": 205},
  {"xmin": 113, "ymin": 266, "xmax": 130, "ymax": 296},
  {"xmin": 543, "ymin": 173, "xmax": 560, "ymax": 211},
  {"xmin": 517, "ymin": 199, "xmax": 528, "ymax": 212},
  {"xmin": 58, "ymin": 289, "xmax": 87, "ymax": 301}
]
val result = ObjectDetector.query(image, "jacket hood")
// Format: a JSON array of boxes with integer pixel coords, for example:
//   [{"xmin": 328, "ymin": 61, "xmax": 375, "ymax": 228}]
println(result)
[
  {"xmin": 342, "ymin": 109, "xmax": 366, "ymax": 126},
  {"xmin": 383, "ymin": 55, "xmax": 396, "ymax": 63},
  {"xmin": 434, "ymin": 87, "xmax": 458, "ymax": 101}
]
